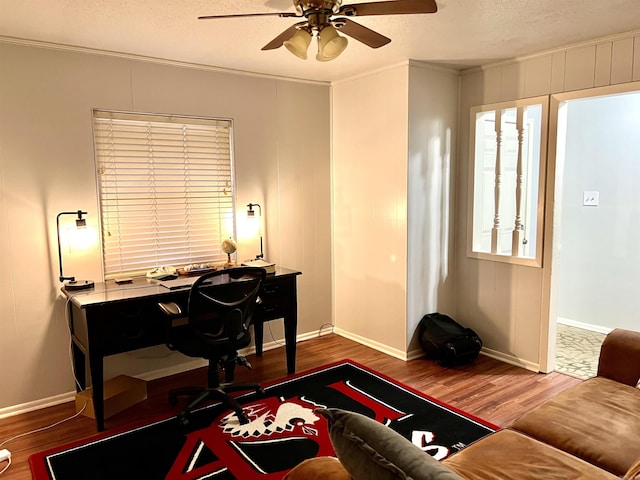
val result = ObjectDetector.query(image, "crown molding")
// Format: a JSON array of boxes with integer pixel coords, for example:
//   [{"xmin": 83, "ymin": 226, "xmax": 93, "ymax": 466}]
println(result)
[
  {"xmin": 0, "ymin": 35, "xmax": 330, "ymax": 86},
  {"xmin": 461, "ymin": 28, "xmax": 640, "ymax": 75}
]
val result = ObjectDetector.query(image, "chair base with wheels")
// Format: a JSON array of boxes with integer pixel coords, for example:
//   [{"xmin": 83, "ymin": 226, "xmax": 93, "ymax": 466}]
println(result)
[{"xmin": 169, "ymin": 355, "xmax": 263, "ymax": 426}]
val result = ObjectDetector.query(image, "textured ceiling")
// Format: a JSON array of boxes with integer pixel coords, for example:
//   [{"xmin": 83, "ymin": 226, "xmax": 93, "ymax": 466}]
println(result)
[{"xmin": 1, "ymin": 0, "xmax": 639, "ymax": 82}]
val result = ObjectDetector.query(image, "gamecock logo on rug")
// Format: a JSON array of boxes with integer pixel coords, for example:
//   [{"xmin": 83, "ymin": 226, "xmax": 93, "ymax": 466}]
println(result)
[{"xmin": 165, "ymin": 379, "xmax": 447, "ymax": 479}]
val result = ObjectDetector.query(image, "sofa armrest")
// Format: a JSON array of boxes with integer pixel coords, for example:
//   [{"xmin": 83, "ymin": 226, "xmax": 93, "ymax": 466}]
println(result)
[
  {"xmin": 625, "ymin": 456, "xmax": 640, "ymax": 480},
  {"xmin": 597, "ymin": 328, "xmax": 640, "ymax": 386}
]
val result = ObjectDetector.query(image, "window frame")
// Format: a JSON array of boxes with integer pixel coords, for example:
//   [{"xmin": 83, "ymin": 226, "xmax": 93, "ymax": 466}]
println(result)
[
  {"xmin": 92, "ymin": 109, "xmax": 237, "ymax": 279},
  {"xmin": 466, "ymin": 95, "xmax": 549, "ymax": 267}
]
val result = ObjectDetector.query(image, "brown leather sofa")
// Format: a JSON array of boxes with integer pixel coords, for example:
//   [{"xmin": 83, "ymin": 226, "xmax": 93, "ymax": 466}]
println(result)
[{"xmin": 286, "ymin": 328, "xmax": 640, "ymax": 480}]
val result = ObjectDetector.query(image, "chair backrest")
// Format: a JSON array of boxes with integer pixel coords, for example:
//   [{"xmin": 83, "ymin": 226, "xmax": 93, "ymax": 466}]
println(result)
[{"xmin": 187, "ymin": 267, "xmax": 266, "ymax": 348}]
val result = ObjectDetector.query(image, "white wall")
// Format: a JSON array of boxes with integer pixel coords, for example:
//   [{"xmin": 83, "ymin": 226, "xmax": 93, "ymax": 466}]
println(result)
[
  {"xmin": 557, "ymin": 92, "xmax": 640, "ymax": 331},
  {"xmin": 332, "ymin": 62, "xmax": 458, "ymax": 358},
  {"xmin": 456, "ymin": 31, "xmax": 640, "ymax": 371},
  {"xmin": 332, "ymin": 65, "xmax": 410, "ymax": 357},
  {"xmin": 0, "ymin": 41, "xmax": 332, "ymax": 413},
  {"xmin": 406, "ymin": 64, "xmax": 459, "ymax": 352},
  {"xmin": 4, "ymin": 28, "xmax": 639, "ymax": 415}
]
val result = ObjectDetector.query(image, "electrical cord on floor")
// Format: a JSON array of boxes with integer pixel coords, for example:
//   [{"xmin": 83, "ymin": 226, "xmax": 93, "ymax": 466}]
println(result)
[
  {"xmin": 318, "ymin": 323, "xmax": 334, "ymax": 336},
  {"xmin": 0, "ymin": 401, "xmax": 87, "ymax": 476},
  {"xmin": 266, "ymin": 320, "xmax": 284, "ymax": 347},
  {"xmin": 265, "ymin": 320, "xmax": 335, "ymax": 347},
  {"xmin": 65, "ymin": 297, "xmax": 87, "ymax": 392},
  {"xmin": 0, "ymin": 294, "xmax": 92, "ymax": 476},
  {"xmin": 0, "ymin": 455, "xmax": 11, "ymax": 476},
  {"xmin": 0, "ymin": 297, "xmax": 92, "ymax": 476}
]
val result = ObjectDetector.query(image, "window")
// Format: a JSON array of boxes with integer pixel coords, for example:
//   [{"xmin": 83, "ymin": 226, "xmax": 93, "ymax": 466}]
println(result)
[
  {"xmin": 92, "ymin": 110, "xmax": 236, "ymax": 279},
  {"xmin": 468, "ymin": 96, "xmax": 549, "ymax": 266}
]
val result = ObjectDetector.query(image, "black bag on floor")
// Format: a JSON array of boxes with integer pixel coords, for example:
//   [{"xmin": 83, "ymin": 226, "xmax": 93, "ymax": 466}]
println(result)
[{"xmin": 419, "ymin": 313, "xmax": 482, "ymax": 366}]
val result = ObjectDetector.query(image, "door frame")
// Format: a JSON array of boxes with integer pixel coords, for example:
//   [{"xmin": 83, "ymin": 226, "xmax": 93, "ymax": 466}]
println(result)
[{"xmin": 539, "ymin": 81, "xmax": 640, "ymax": 372}]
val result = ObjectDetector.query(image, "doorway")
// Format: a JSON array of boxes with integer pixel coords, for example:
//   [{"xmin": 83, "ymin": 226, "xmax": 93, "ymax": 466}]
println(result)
[{"xmin": 549, "ymin": 87, "xmax": 640, "ymax": 378}]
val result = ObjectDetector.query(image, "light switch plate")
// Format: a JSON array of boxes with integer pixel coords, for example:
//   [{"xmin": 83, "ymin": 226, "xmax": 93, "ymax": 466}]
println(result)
[{"xmin": 583, "ymin": 191, "xmax": 599, "ymax": 206}]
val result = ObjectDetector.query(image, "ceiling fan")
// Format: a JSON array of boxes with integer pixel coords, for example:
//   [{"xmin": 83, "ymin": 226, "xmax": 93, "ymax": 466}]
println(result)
[{"xmin": 198, "ymin": 0, "xmax": 438, "ymax": 61}]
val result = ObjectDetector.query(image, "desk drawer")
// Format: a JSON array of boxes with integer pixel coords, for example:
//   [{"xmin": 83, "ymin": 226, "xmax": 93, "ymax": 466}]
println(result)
[
  {"xmin": 85, "ymin": 299, "xmax": 169, "ymax": 355},
  {"xmin": 257, "ymin": 277, "xmax": 295, "ymax": 321}
]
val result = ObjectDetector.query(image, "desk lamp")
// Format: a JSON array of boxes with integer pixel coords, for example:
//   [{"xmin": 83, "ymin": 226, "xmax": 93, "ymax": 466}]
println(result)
[
  {"xmin": 56, "ymin": 210, "xmax": 95, "ymax": 290},
  {"xmin": 246, "ymin": 203, "xmax": 264, "ymax": 260}
]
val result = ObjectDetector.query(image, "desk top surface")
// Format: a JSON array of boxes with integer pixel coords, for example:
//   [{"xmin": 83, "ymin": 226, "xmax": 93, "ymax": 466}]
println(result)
[{"xmin": 62, "ymin": 266, "xmax": 301, "ymax": 308}]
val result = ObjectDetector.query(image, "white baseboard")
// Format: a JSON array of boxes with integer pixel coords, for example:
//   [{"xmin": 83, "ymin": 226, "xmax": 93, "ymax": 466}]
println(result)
[
  {"xmin": 0, "ymin": 327, "xmax": 540, "ymax": 420},
  {"xmin": 557, "ymin": 317, "xmax": 613, "ymax": 335},
  {"xmin": 408, "ymin": 347, "xmax": 538, "ymax": 371},
  {"xmin": 333, "ymin": 330, "xmax": 540, "ymax": 373},
  {"xmin": 480, "ymin": 347, "xmax": 540, "ymax": 372},
  {"xmin": 0, "ymin": 330, "xmax": 335, "ymax": 421},
  {"xmin": 0, "ymin": 392, "xmax": 77, "ymax": 420},
  {"xmin": 0, "ymin": 359, "xmax": 211, "ymax": 420},
  {"xmin": 407, "ymin": 347, "xmax": 426, "ymax": 361},
  {"xmin": 333, "ymin": 328, "xmax": 409, "ymax": 361}
]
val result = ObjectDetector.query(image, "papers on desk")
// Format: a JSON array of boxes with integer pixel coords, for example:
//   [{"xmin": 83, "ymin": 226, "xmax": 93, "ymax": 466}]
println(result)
[
  {"xmin": 242, "ymin": 259, "xmax": 276, "ymax": 274},
  {"xmin": 152, "ymin": 261, "xmax": 276, "ymax": 289},
  {"xmin": 153, "ymin": 276, "xmax": 197, "ymax": 290}
]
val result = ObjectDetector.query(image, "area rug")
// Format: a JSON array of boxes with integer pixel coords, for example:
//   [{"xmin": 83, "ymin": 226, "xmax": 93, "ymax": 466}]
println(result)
[
  {"xmin": 555, "ymin": 323, "xmax": 605, "ymax": 379},
  {"xmin": 30, "ymin": 360, "xmax": 498, "ymax": 480}
]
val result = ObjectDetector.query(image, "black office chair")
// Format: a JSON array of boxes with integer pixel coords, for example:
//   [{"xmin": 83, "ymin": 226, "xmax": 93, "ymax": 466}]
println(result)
[{"xmin": 158, "ymin": 266, "xmax": 266, "ymax": 426}]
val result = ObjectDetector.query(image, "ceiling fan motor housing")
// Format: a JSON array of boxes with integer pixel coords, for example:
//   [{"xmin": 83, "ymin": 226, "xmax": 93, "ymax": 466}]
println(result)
[{"xmin": 293, "ymin": 0, "xmax": 342, "ymax": 15}]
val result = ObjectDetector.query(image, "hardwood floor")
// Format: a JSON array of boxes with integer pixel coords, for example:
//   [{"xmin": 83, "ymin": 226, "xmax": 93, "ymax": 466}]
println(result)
[{"xmin": 0, "ymin": 334, "xmax": 581, "ymax": 479}]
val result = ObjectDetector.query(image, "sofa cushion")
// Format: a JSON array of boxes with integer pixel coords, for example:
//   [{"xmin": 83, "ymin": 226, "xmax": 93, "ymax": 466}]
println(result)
[
  {"xmin": 284, "ymin": 457, "xmax": 352, "ymax": 480},
  {"xmin": 443, "ymin": 429, "xmax": 620, "ymax": 480},
  {"xmin": 317, "ymin": 408, "xmax": 464, "ymax": 480},
  {"xmin": 510, "ymin": 376, "xmax": 640, "ymax": 476},
  {"xmin": 625, "ymin": 456, "xmax": 640, "ymax": 480}
]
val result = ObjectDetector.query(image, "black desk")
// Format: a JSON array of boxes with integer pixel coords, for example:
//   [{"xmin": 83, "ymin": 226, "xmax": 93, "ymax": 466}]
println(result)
[{"xmin": 63, "ymin": 266, "xmax": 301, "ymax": 431}]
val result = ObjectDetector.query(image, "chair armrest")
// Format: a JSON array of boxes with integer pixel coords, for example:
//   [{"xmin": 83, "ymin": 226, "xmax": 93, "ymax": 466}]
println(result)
[
  {"xmin": 597, "ymin": 328, "xmax": 640, "ymax": 386},
  {"xmin": 158, "ymin": 301, "xmax": 183, "ymax": 317}
]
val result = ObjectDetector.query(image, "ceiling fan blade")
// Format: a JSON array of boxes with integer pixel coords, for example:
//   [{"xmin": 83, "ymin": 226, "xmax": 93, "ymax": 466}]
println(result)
[
  {"xmin": 261, "ymin": 23, "xmax": 306, "ymax": 50},
  {"xmin": 199, "ymin": 12, "xmax": 299, "ymax": 20},
  {"xmin": 334, "ymin": 18, "xmax": 391, "ymax": 48},
  {"xmin": 338, "ymin": 0, "xmax": 437, "ymax": 16}
]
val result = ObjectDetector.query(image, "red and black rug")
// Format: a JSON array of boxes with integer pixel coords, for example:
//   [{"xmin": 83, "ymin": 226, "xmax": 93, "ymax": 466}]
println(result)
[{"xmin": 30, "ymin": 360, "xmax": 498, "ymax": 479}]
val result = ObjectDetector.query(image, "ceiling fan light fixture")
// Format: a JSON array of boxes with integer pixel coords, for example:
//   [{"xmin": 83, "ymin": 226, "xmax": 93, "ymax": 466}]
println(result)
[
  {"xmin": 284, "ymin": 28, "xmax": 312, "ymax": 59},
  {"xmin": 199, "ymin": 0, "xmax": 439, "ymax": 59},
  {"xmin": 316, "ymin": 24, "xmax": 348, "ymax": 61}
]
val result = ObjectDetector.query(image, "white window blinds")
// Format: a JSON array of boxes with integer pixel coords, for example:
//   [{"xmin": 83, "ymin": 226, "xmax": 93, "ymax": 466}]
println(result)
[{"xmin": 92, "ymin": 110, "xmax": 236, "ymax": 279}]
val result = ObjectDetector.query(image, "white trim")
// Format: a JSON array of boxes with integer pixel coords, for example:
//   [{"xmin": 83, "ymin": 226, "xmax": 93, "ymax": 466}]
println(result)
[
  {"xmin": 331, "ymin": 59, "xmax": 461, "ymax": 87},
  {"xmin": 551, "ymin": 81, "xmax": 640, "ymax": 103},
  {"xmin": 0, "ymin": 392, "xmax": 75, "ymax": 420},
  {"xmin": 334, "ymin": 328, "xmax": 409, "ymax": 361},
  {"xmin": 407, "ymin": 347, "xmax": 426, "ymax": 361},
  {"xmin": 0, "ymin": 331, "xmax": 331, "ymax": 420},
  {"xmin": 331, "ymin": 60, "xmax": 410, "ymax": 85},
  {"xmin": 0, "ymin": 35, "xmax": 329, "ymax": 86},
  {"xmin": 541, "ymin": 81, "xmax": 640, "ymax": 372},
  {"xmin": 466, "ymin": 96, "xmax": 549, "ymax": 267},
  {"xmin": 382, "ymin": 344, "xmax": 538, "ymax": 374},
  {"xmin": 408, "ymin": 59, "xmax": 462, "ymax": 75},
  {"xmin": 0, "ymin": 358, "xmax": 209, "ymax": 420},
  {"xmin": 557, "ymin": 317, "xmax": 612, "ymax": 335},
  {"xmin": 461, "ymin": 28, "xmax": 640, "ymax": 74},
  {"xmin": 0, "ymin": 331, "xmax": 536, "ymax": 420},
  {"xmin": 479, "ymin": 347, "xmax": 540, "ymax": 373}
]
